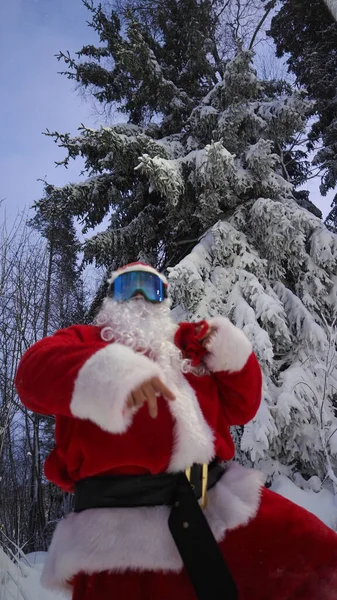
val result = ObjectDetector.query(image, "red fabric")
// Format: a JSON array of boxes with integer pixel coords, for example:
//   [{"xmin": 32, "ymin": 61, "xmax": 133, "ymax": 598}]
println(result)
[
  {"xmin": 15, "ymin": 323, "xmax": 261, "ymax": 492},
  {"xmin": 174, "ymin": 320, "xmax": 209, "ymax": 365},
  {"xmin": 71, "ymin": 488, "xmax": 337, "ymax": 600}
]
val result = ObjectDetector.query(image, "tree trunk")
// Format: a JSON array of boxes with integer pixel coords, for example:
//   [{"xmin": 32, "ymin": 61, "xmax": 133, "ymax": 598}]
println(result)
[{"xmin": 26, "ymin": 238, "xmax": 54, "ymax": 551}]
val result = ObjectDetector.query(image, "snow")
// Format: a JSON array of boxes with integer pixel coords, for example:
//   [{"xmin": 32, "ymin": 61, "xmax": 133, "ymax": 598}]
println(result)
[
  {"xmin": 196, "ymin": 105, "xmax": 218, "ymax": 118},
  {"xmin": 0, "ymin": 549, "xmax": 70, "ymax": 600},
  {"xmin": 135, "ymin": 154, "xmax": 184, "ymax": 205},
  {"xmin": 271, "ymin": 476, "xmax": 337, "ymax": 531}
]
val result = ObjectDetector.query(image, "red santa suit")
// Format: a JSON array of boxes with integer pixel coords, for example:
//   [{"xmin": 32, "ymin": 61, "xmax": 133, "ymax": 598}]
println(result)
[{"xmin": 15, "ymin": 302, "xmax": 337, "ymax": 599}]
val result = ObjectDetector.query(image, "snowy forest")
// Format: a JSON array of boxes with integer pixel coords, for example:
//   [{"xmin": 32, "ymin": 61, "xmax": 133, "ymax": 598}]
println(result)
[{"xmin": 1, "ymin": 0, "xmax": 337, "ymax": 597}]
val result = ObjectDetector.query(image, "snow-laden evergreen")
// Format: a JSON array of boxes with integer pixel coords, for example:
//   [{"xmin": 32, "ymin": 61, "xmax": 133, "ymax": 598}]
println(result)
[
  {"xmin": 37, "ymin": 50, "xmax": 315, "ymax": 273},
  {"xmin": 163, "ymin": 53, "xmax": 337, "ymax": 484},
  {"xmin": 169, "ymin": 216, "xmax": 337, "ymax": 484}
]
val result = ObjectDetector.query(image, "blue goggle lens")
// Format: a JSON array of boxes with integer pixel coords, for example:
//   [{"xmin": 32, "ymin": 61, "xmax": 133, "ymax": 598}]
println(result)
[{"xmin": 110, "ymin": 271, "xmax": 167, "ymax": 303}]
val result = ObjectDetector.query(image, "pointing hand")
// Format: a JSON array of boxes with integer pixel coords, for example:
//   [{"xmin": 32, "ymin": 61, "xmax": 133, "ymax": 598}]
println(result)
[{"xmin": 127, "ymin": 377, "xmax": 175, "ymax": 419}]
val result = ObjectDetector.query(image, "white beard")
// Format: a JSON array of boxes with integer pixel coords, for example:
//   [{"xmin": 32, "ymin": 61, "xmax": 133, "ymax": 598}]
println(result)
[{"xmin": 94, "ymin": 297, "xmax": 193, "ymax": 374}]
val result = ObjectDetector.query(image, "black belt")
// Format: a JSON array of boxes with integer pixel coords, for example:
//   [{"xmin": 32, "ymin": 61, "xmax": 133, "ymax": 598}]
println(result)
[
  {"xmin": 74, "ymin": 458, "xmax": 223, "ymax": 511},
  {"xmin": 74, "ymin": 459, "xmax": 237, "ymax": 600}
]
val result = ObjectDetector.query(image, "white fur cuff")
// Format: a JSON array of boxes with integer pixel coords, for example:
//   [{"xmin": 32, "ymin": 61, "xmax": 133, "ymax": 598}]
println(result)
[
  {"xmin": 70, "ymin": 343, "xmax": 164, "ymax": 433},
  {"xmin": 204, "ymin": 316, "xmax": 252, "ymax": 373}
]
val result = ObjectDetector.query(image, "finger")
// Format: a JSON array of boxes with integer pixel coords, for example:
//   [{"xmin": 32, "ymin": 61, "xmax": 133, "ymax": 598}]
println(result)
[
  {"xmin": 132, "ymin": 388, "xmax": 147, "ymax": 407},
  {"xmin": 201, "ymin": 333, "xmax": 211, "ymax": 347},
  {"xmin": 143, "ymin": 383, "xmax": 158, "ymax": 418},
  {"xmin": 199, "ymin": 325, "xmax": 213, "ymax": 342},
  {"xmin": 151, "ymin": 377, "xmax": 175, "ymax": 401},
  {"xmin": 201, "ymin": 326, "xmax": 217, "ymax": 346},
  {"xmin": 127, "ymin": 394, "xmax": 135, "ymax": 408}
]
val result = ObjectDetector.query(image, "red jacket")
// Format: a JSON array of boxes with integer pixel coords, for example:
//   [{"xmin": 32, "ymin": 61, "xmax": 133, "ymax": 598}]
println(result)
[
  {"xmin": 16, "ymin": 316, "xmax": 337, "ymax": 600},
  {"xmin": 15, "ymin": 316, "xmax": 261, "ymax": 492}
]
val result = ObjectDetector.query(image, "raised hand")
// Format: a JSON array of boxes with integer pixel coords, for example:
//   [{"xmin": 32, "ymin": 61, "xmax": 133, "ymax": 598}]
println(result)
[{"xmin": 195, "ymin": 324, "xmax": 217, "ymax": 348}]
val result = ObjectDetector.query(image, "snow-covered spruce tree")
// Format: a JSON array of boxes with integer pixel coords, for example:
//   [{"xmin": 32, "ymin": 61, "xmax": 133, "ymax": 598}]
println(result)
[
  {"xmin": 35, "ymin": 0, "xmax": 317, "ymax": 278},
  {"xmin": 165, "ymin": 53, "xmax": 337, "ymax": 485}
]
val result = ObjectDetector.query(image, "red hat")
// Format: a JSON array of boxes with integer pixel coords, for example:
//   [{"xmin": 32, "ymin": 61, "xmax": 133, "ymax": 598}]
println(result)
[{"xmin": 108, "ymin": 262, "xmax": 168, "ymax": 286}]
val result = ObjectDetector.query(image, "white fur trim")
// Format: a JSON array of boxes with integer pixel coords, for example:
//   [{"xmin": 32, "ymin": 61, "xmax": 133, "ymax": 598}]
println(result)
[
  {"xmin": 41, "ymin": 463, "xmax": 264, "ymax": 592},
  {"xmin": 70, "ymin": 343, "xmax": 164, "ymax": 433},
  {"xmin": 164, "ymin": 366, "xmax": 215, "ymax": 471},
  {"xmin": 204, "ymin": 316, "xmax": 252, "ymax": 373},
  {"xmin": 108, "ymin": 264, "xmax": 168, "ymax": 285}
]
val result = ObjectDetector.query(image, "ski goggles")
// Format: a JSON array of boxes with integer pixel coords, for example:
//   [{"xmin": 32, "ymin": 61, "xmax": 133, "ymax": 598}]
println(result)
[{"xmin": 109, "ymin": 271, "xmax": 168, "ymax": 303}]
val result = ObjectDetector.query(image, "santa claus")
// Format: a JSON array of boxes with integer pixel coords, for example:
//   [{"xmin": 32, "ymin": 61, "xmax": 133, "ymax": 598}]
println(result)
[{"xmin": 15, "ymin": 262, "xmax": 337, "ymax": 600}]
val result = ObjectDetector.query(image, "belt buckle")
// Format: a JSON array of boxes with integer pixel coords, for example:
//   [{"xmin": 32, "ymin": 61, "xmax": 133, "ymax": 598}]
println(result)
[{"xmin": 185, "ymin": 463, "xmax": 208, "ymax": 510}]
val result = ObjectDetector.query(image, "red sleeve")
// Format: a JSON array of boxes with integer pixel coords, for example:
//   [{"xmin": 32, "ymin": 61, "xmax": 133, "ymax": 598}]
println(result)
[
  {"xmin": 15, "ymin": 325, "xmax": 106, "ymax": 417},
  {"xmin": 213, "ymin": 353, "xmax": 262, "ymax": 426}
]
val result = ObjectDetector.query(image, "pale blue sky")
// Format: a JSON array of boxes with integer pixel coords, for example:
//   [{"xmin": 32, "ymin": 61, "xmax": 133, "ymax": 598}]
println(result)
[
  {"xmin": 0, "ymin": 0, "xmax": 97, "ymax": 223},
  {"xmin": 0, "ymin": 0, "xmax": 334, "ymax": 226}
]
